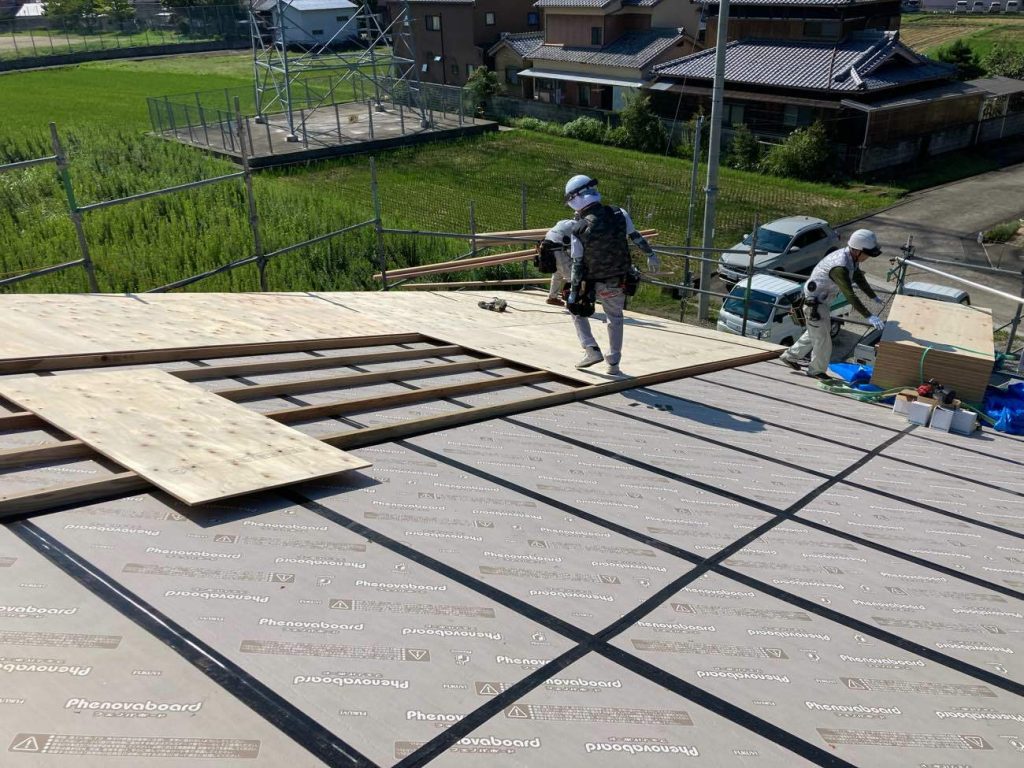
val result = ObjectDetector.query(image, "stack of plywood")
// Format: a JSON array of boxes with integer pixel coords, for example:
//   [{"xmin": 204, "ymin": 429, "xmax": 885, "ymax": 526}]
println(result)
[{"xmin": 871, "ymin": 294, "xmax": 994, "ymax": 403}]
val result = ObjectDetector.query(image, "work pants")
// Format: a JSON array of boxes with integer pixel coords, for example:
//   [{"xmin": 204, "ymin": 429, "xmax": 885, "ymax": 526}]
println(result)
[
  {"xmin": 781, "ymin": 305, "xmax": 831, "ymax": 376},
  {"xmin": 573, "ymin": 279, "xmax": 625, "ymax": 365}
]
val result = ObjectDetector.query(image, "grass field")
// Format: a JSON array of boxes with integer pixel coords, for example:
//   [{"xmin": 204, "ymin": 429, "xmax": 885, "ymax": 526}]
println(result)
[
  {"xmin": 901, "ymin": 13, "xmax": 1024, "ymax": 57},
  {"xmin": 1, "ymin": 54, "xmax": 899, "ymax": 301}
]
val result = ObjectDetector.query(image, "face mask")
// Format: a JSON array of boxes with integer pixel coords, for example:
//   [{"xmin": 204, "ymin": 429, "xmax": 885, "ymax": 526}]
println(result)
[{"xmin": 567, "ymin": 191, "xmax": 600, "ymax": 212}]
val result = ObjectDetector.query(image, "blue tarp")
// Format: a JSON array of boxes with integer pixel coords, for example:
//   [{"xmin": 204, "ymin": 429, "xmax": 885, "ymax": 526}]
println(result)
[
  {"xmin": 983, "ymin": 382, "xmax": 1024, "ymax": 435},
  {"xmin": 826, "ymin": 363, "xmax": 894, "ymax": 403}
]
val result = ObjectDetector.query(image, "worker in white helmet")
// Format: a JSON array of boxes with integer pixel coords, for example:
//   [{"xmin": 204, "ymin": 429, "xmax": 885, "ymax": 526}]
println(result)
[
  {"xmin": 780, "ymin": 228, "xmax": 886, "ymax": 380},
  {"xmin": 562, "ymin": 174, "xmax": 659, "ymax": 375},
  {"xmin": 540, "ymin": 219, "xmax": 576, "ymax": 306}
]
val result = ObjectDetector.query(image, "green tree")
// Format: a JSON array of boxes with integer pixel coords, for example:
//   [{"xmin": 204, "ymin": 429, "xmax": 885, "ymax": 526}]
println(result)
[
  {"xmin": 937, "ymin": 39, "xmax": 983, "ymax": 81},
  {"xmin": 464, "ymin": 66, "xmax": 503, "ymax": 115},
  {"xmin": 759, "ymin": 120, "xmax": 834, "ymax": 182},
  {"xmin": 618, "ymin": 91, "xmax": 669, "ymax": 154},
  {"xmin": 982, "ymin": 45, "xmax": 1024, "ymax": 79},
  {"xmin": 102, "ymin": 0, "xmax": 135, "ymax": 23},
  {"xmin": 44, "ymin": 0, "xmax": 98, "ymax": 25},
  {"xmin": 725, "ymin": 123, "xmax": 761, "ymax": 171}
]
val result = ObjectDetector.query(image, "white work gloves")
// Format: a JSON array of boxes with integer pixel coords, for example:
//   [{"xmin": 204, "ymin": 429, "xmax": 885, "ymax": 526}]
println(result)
[
  {"xmin": 647, "ymin": 254, "xmax": 660, "ymax": 272},
  {"xmin": 868, "ymin": 315, "xmax": 885, "ymax": 332}
]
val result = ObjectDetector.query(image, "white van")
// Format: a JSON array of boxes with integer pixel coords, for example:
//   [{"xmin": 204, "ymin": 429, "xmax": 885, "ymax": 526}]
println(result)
[
  {"xmin": 1007, "ymin": 1, "xmax": 1020, "ymax": 12},
  {"xmin": 955, "ymin": 0, "xmax": 969, "ymax": 11},
  {"xmin": 989, "ymin": 1, "xmax": 1002, "ymax": 11},
  {"xmin": 971, "ymin": 0, "xmax": 986, "ymax": 10},
  {"xmin": 716, "ymin": 274, "xmax": 851, "ymax": 346}
]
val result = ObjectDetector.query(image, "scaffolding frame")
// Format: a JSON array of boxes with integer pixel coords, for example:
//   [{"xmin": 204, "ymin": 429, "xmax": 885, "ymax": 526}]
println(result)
[{"xmin": 248, "ymin": 0, "xmax": 428, "ymax": 144}]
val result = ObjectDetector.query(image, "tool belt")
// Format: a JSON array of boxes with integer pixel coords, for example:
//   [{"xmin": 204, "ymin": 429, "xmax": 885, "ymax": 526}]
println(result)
[
  {"xmin": 534, "ymin": 241, "xmax": 559, "ymax": 274},
  {"xmin": 790, "ymin": 296, "xmax": 807, "ymax": 327},
  {"xmin": 623, "ymin": 264, "xmax": 641, "ymax": 297}
]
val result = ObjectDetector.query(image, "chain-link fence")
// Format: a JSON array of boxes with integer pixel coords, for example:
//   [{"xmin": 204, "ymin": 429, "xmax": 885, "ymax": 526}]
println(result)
[{"xmin": 0, "ymin": 3, "xmax": 246, "ymax": 62}]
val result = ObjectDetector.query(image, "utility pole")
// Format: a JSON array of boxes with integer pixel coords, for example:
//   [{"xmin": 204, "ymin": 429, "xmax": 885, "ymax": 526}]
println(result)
[{"xmin": 697, "ymin": 0, "xmax": 730, "ymax": 322}]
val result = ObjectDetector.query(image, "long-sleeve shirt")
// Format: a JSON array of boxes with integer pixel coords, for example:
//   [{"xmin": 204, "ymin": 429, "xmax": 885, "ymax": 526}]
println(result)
[{"xmin": 829, "ymin": 265, "xmax": 879, "ymax": 318}]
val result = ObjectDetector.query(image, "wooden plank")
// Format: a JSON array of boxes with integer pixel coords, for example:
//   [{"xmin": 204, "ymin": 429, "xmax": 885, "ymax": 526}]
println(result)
[
  {"xmin": 0, "ymin": 351, "xmax": 778, "ymax": 518},
  {"xmin": 0, "ymin": 472, "xmax": 149, "ymax": 521},
  {"xmin": 322, "ymin": 350, "xmax": 781, "ymax": 450},
  {"xmin": 0, "ymin": 440, "xmax": 91, "ymax": 469},
  {"xmin": 171, "ymin": 344, "xmax": 465, "ymax": 383},
  {"xmin": 266, "ymin": 371, "xmax": 552, "ymax": 424},
  {"xmin": 0, "ymin": 370, "xmax": 371, "ymax": 506},
  {"xmin": 0, "ymin": 411, "xmax": 45, "ymax": 431},
  {"xmin": 398, "ymin": 279, "xmax": 550, "ymax": 290},
  {"xmin": 214, "ymin": 358, "xmax": 506, "ymax": 401},
  {"xmin": 0, "ymin": 333, "xmax": 425, "ymax": 375},
  {"xmin": 376, "ymin": 249, "xmax": 536, "ymax": 281}
]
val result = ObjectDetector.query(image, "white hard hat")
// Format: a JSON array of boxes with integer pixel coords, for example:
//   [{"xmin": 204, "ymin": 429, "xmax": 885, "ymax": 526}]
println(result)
[
  {"xmin": 564, "ymin": 174, "xmax": 598, "ymax": 201},
  {"xmin": 544, "ymin": 219, "xmax": 576, "ymax": 245},
  {"xmin": 848, "ymin": 228, "xmax": 881, "ymax": 256}
]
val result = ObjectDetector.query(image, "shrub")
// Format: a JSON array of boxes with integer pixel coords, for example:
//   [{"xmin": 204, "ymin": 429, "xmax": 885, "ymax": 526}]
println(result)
[
  {"xmin": 937, "ymin": 40, "xmax": 984, "ymax": 81},
  {"xmin": 561, "ymin": 116, "xmax": 606, "ymax": 144},
  {"xmin": 509, "ymin": 116, "xmax": 548, "ymax": 132},
  {"xmin": 759, "ymin": 121, "xmax": 833, "ymax": 182},
  {"xmin": 982, "ymin": 45, "xmax": 1024, "ymax": 80},
  {"xmin": 618, "ymin": 91, "xmax": 669, "ymax": 153},
  {"xmin": 464, "ymin": 66, "xmax": 504, "ymax": 114},
  {"xmin": 725, "ymin": 124, "xmax": 761, "ymax": 171},
  {"xmin": 604, "ymin": 125, "xmax": 631, "ymax": 148}
]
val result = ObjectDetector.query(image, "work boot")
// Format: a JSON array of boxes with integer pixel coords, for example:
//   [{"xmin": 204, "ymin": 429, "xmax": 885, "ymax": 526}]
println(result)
[
  {"xmin": 546, "ymin": 297, "xmax": 565, "ymax": 306},
  {"xmin": 575, "ymin": 346, "xmax": 604, "ymax": 369},
  {"xmin": 810, "ymin": 372, "xmax": 832, "ymax": 382},
  {"xmin": 605, "ymin": 362, "xmax": 623, "ymax": 376},
  {"xmin": 780, "ymin": 357, "xmax": 801, "ymax": 371}
]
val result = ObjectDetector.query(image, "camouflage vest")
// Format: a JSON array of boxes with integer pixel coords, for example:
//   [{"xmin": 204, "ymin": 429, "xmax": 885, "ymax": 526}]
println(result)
[{"xmin": 579, "ymin": 205, "xmax": 630, "ymax": 281}]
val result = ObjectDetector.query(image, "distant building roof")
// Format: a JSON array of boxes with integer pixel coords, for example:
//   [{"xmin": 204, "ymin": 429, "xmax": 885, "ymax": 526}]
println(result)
[
  {"xmin": 400, "ymin": 0, "xmax": 476, "ymax": 4},
  {"xmin": 489, "ymin": 31, "xmax": 545, "ymax": 58},
  {"xmin": 15, "ymin": 2, "xmax": 44, "ymax": 16},
  {"xmin": 967, "ymin": 75, "xmax": 1024, "ymax": 98},
  {"xmin": 531, "ymin": 27, "xmax": 685, "ymax": 69},
  {"xmin": 653, "ymin": 32, "xmax": 954, "ymax": 93},
  {"xmin": 534, "ymin": 0, "xmax": 617, "ymax": 8},
  {"xmin": 705, "ymin": 0, "xmax": 890, "ymax": 6},
  {"xmin": 841, "ymin": 79, "xmax": 984, "ymax": 112},
  {"xmin": 255, "ymin": 0, "xmax": 357, "ymax": 10}
]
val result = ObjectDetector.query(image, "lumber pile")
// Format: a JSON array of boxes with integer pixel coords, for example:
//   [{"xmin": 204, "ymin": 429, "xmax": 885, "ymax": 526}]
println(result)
[
  {"xmin": 870, "ymin": 295, "xmax": 994, "ymax": 403},
  {"xmin": 373, "ymin": 228, "xmax": 657, "ymax": 281}
]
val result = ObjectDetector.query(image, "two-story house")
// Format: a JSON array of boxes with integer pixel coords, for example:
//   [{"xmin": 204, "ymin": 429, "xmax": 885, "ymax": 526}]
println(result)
[
  {"xmin": 649, "ymin": 0, "xmax": 988, "ymax": 172},
  {"xmin": 490, "ymin": 0, "xmax": 701, "ymax": 109},
  {"xmin": 388, "ymin": 0, "xmax": 541, "ymax": 87}
]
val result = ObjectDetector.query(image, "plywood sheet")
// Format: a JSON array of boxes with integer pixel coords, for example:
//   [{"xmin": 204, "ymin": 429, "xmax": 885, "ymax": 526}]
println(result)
[
  {"xmin": 0, "ymin": 370, "xmax": 370, "ymax": 505},
  {"xmin": 425, "ymin": 294, "xmax": 778, "ymax": 382},
  {"xmin": 871, "ymin": 295, "xmax": 994, "ymax": 402},
  {"xmin": 0, "ymin": 293, "xmax": 402, "ymax": 361}
]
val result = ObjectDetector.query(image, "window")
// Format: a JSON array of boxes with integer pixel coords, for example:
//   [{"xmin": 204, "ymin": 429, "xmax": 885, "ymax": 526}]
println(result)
[
  {"xmin": 793, "ymin": 228, "xmax": 826, "ymax": 249},
  {"xmin": 578, "ymin": 84, "xmax": 590, "ymax": 107},
  {"xmin": 312, "ymin": 29, "xmax": 324, "ymax": 36},
  {"xmin": 802, "ymin": 20, "xmax": 840, "ymax": 39},
  {"xmin": 335, "ymin": 15, "xmax": 347, "ymax": 22},
  {"xmin": 425, "ymin": 15, "xmax": 441, "ymax": 31},
  {"xmin": 484, "ymin": 11, "xmax": 495, "ymax": 25},
  {"xmin": 591, "ymin": 27, "xmax": 603, "ymax": 46},
  {"xmin": 453, "ymin": 63, "xmax": 461, "ymax": 76},
  {"xmin": 466, "ymin": 64, "xmax": 476, "ymax": 76},
  {"xmin": 505, "ymin": 66, "xmax": 519, "ymax": 84},
  {"xmin": 723, "ymin": 103, "xmax": 745, "ymax": 126},
  {"xmin": 527, "ymin": 11, "xmax": 539, "ymax": 25}
]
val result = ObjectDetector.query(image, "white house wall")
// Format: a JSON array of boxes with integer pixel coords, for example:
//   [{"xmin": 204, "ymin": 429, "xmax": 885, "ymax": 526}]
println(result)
[{"xmin": 276, "ymin": 8, "xmax": 358, "ymax": 45}]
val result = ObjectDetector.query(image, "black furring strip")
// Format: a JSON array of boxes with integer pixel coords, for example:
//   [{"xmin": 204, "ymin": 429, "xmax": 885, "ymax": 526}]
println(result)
[
  {"xmin": 595, "ymin": 645, "xmax": 860, "ymax": 768},
  {"xmin": 714, "ymin": 563, "xmax": 1024, "ymax": 696},
  {"xmin": 288, "ymin": 481, "xmax": 853, "ymax": 768},
  {"xmin": 414, "ymin": 439, "xmax": 1021, "ymax": 695},
  {"xmin": 693, "ymin": 374, "xmax": 903, "ymax": 433},
  {"xmin": 7, "ymin": 520, "xmax": 377, "ymax": 768},
  {"xmin": 511, "ymin": 419, "xmax": 1021, "ymax": 597},
  {"xmin": 284, "ymin": 492, "xmax": 591, "ymax": 644}
]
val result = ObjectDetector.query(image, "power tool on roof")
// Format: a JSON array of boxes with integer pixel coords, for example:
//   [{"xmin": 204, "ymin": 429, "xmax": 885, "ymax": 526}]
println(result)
[{"xmin": 478, "ymin": 297, "xmax": 507, "ymax": 313}]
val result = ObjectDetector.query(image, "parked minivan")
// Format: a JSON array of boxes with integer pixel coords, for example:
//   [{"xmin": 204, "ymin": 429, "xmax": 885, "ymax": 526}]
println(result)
[
  {"xmin": 1007, "ymin": 1, "xmax": 1020, "ymax": 12},
  {"xmin": 716, "ymin": 274, "xmax": 851, "ymax": 346},
  {"xmin": 955, "ymin": 0, "xmax": 969, "ymax": 10},
  {"xmin": 989, "ymin": 1, "xmax": 1002, "ymax": 11},
  {"xmin": 972, "ymin": 0, "xmax": 986, "ymax": 10}
]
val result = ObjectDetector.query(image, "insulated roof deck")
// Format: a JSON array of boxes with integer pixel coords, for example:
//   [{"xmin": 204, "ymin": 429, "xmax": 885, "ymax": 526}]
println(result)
[{"xmin": 1, "ymin": 291, "xmax": 1021, "ymax": 767}]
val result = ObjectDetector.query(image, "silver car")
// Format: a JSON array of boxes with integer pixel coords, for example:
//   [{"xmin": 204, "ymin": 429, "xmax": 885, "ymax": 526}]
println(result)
[{"xmin": 718, "ymin": 215, "xmax": 840, "ymax": 284}]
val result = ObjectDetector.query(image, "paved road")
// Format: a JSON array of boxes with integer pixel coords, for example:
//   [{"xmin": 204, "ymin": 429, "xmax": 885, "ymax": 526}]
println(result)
[{"xmin": 840, "ymin": 159, "xmax": 1024, "ymax": 326}]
